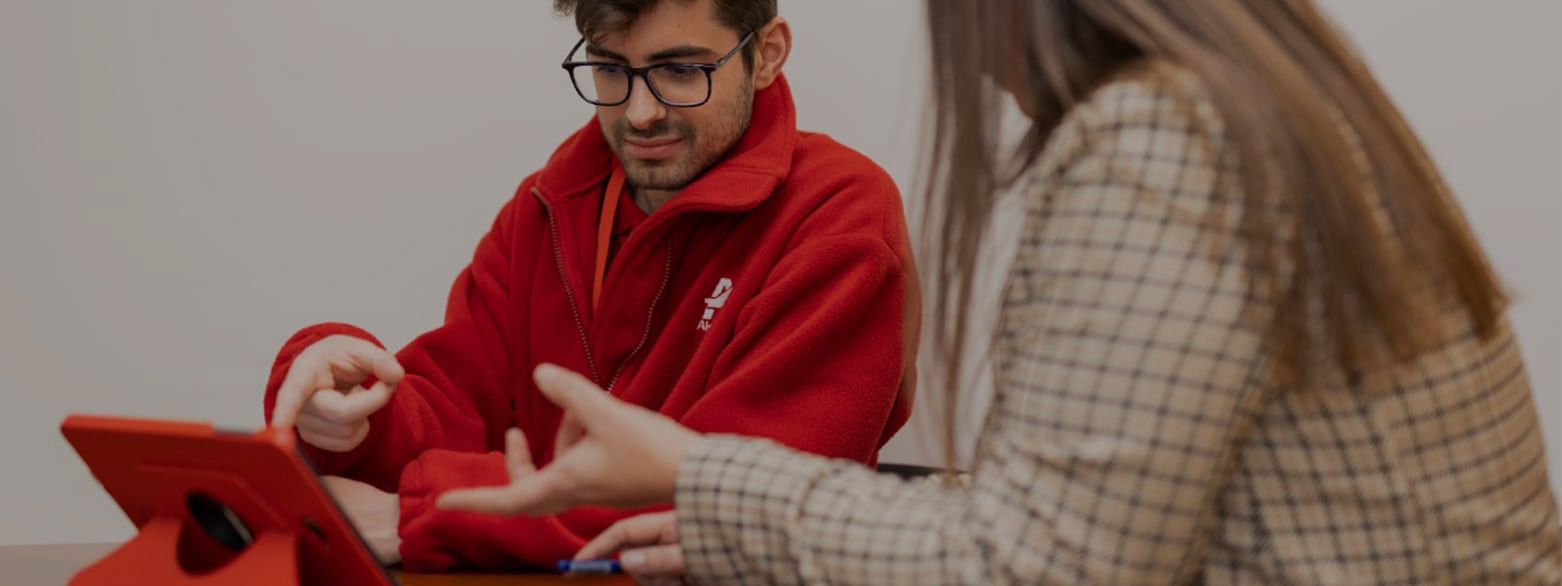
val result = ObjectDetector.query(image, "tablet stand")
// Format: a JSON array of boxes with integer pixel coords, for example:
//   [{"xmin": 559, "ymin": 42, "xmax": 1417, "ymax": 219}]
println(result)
[{"xmin": 71, "ymin": 516, "xmax": 301, "ymax": 586}]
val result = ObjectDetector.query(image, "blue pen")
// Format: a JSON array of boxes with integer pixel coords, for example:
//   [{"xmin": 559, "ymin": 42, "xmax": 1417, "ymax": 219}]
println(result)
[{"xmin": 557, "ymin": 559, "xmax": 623, "ymax": 575}]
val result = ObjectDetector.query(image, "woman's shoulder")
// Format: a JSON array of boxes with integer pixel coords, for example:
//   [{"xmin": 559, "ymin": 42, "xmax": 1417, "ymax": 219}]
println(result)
[
  {"xmin": 1079, "ymin": 60, "xmax": 1217, "ymax": 125},
  {"xmin": 1038, "ymin": 60, "xmax": 1228, "ymax": 169},
  {"xmin": 1028, "ymin": 59, "xmax": 1236, "ymax": 195}
]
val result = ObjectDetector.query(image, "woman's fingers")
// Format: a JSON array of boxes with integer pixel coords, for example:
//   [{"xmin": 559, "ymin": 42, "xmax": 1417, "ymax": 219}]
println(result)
[
  {"xmin": 439, "ymin": 366, "xmax": 694, "ymax": 516},
  {"xmin": 575, "ymin": 511, "xmax": 679, "ymax": 560},
  {"xmin": 436, "ymin": 461, "xmax": 573, "ymax": 516},
  {"xmin": 533, "ymin": 364, "xmax": 618, "ymax": 424},
  {"xmin": 555, "ymin": 412, "xmax": 586, "ymax": 452},
  {"xmin": 504, "ymin": 428, "xmax": 536, "ymax": 477},
  {"xmin": 618, "ymin": 544, "xmax": 686, "ymax": 578}
]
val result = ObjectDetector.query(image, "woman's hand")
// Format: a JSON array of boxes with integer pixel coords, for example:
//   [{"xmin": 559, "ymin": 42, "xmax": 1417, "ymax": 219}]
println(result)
[
  {"xmin": 575, "ymin": 511, "xmax": 686, "ymax": 584},
  {"xmin": 436, "ymin": 364, "xmax": 700, "ymax": 515}
]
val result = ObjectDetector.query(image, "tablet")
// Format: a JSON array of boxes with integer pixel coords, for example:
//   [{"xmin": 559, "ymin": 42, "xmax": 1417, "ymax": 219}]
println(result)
[{"xmin": 61, "ymin": 414, "xmax": 398, "ymax": 586}]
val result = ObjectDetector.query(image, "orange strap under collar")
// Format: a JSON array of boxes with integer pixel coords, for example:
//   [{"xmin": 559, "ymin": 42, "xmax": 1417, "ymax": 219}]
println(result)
[{"xmin": 592, "ymin": 166, "xmax": 628, "ymax": 311}]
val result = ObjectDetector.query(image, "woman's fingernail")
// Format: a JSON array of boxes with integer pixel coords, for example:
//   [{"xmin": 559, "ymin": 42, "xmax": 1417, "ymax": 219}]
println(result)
[{"xmin": 621, "ymin": 551, "xmax": 645, "ymax": 569}]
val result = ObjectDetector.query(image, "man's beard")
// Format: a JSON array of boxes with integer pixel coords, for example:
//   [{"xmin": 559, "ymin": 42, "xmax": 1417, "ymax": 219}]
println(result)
[{"xmin": 608, "ymin": 82, "xmax": 754, "ymax": 192}]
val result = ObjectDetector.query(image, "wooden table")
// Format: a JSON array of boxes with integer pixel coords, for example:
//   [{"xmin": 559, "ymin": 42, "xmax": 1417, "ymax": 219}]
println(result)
[{"xmin": 0, "ymin": 544, "xmax": 634, "ymax": 585}]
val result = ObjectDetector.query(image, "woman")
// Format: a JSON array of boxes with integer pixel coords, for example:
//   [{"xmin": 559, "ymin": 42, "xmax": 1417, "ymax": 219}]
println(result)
[{"xmin": 440, "ymin": 0, "xmax": 1562, "ymax": 583}]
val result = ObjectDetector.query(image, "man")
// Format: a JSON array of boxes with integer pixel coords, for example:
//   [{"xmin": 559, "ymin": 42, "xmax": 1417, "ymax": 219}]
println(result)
[{"xmin": 262, "ymin": 0, "xmax": 918, "ymax": 571}]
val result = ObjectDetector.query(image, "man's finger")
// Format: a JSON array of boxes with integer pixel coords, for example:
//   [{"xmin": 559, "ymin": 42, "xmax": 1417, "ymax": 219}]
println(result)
[
  {"xmin": 575, "ymin": 511, "xmax": 678, "ymax": 560},
  {"xmin": 297, "ymin": 411, "xmax": 358, "ymax": 440},
  {"xmin": 333, "ymin": 337, "xmax": 405, "ymax": 386},
  {"xmin": 370, "ymin": 351, "xmax": 405, "ymax": 387},
  {"xmin": 618, "ymin": 544, "xmax": 685, "ymax": 578},
  {"xmin": 305, "ymin": 389, "xmax": 351, "ymax": 422},
  {"xmin": 309, "ymin": 382, "xmax": 393, "ymax": 424},
  {"xmin": 299, "ymin": 427, "xmax": 366, "ymax": 453},
  {"xmin": 271, "ymin": 355, "xmax": 323, "ymax": 430}
]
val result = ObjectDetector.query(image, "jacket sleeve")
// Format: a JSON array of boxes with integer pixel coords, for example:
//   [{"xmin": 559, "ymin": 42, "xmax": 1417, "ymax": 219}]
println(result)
[
  {"xmin": 388, "ymin": 174, "xmax": 919, "ymax": 572},
  {"xmin": 262, "ymin": 190, "xmax": 525, "ymax": 491},
  {"xmin": 685, "ymin": 225, "xmax": 915, "ymax": 462}
]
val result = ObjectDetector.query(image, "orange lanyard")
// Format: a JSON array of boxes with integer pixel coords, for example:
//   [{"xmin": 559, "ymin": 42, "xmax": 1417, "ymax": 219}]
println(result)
[{"xmin": 592, "ymin": 166, "xmax": 627, "ymax": 311}]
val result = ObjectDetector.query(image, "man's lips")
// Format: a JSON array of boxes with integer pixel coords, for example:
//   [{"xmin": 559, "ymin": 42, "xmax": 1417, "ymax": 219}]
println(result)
[{"xmin": 623, "ymin": 136, "xmax": 682, "ymax": 160}]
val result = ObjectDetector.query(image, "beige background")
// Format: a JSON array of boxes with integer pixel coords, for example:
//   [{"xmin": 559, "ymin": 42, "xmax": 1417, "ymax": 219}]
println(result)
[{"xmin": 1, "ymin": 0, "xmax": 1556, "ymax": 544}]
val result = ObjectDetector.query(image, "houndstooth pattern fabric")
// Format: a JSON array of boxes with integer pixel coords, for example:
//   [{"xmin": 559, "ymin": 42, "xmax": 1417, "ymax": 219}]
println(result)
[{"xmin": 673, "ymin": 62, "xmax": 1562, "ymax": 585}]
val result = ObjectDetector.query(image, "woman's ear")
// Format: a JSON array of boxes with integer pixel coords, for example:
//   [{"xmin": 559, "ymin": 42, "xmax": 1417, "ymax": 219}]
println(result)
[{"xmin": 751, "ymin": 17, "xmax": 791, "ymax": 90}]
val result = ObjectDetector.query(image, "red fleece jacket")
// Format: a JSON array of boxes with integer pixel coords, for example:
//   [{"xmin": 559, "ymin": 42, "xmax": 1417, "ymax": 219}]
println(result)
[{"xmin": 262, "ymin": 75, "xmax": 917, "ymax": 571}]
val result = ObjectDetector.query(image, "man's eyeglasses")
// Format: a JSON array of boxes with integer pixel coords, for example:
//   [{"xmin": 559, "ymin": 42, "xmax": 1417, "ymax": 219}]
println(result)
[{"xmin": 561, "ymin": 31, "xmax": 755, "ymax": 108}]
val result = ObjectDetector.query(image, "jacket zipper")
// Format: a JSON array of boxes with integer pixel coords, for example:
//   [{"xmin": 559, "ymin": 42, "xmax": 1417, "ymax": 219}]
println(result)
[
  {"xmin": 605, "ymin": 243, "xmax": 675, "ymax": 393},
  {"xmin": 535, "ymin": 188, "xmax": 601, "ymax": 384}
]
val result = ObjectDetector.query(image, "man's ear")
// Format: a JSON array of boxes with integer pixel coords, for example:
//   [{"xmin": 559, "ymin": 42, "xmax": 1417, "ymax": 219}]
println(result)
[{"xmin": 751, "ymin": 17, "xmax": 791, "ymax": 90}]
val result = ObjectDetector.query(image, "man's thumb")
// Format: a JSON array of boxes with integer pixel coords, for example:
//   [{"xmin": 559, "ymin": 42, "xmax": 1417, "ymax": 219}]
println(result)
[{"xmin": 372, "ymin": 353, "xmax": 405, "ymax": 386}]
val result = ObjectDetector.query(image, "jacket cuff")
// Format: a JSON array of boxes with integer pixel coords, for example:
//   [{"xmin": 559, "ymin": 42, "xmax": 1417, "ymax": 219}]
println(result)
[
  {"xmin": 396, "ymin": 450, "xmax": 510, "ymax": 571},
  {"xmin": 263, "ymin": 323, "xmax": 389, "ymax": 474},
  {"xmin": 262, "ymin": 322, "xmax": 386, "ymax": 423}
]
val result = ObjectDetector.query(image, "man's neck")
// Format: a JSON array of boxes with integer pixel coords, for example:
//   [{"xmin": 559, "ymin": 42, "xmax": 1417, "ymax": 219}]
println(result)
[{"xmin": 633, "ymin": 187, "xmax": 678, "ymax": 214}]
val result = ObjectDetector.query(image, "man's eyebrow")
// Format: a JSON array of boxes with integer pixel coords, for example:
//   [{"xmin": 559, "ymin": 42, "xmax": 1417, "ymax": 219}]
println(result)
[
  {"xmin": 583, "ymin": 45, "xmax": 628, "ymax": 61},
  {"xmin": 583, "ymin": 43, "xmax": 721, "ymax": 64},
  {"xmin": 646, "ymin": 45, "xmax": 719, "ymax": 62},
  {"xmin": 583, "ymin": 43, "xmax": 720, "ymax": 63}
]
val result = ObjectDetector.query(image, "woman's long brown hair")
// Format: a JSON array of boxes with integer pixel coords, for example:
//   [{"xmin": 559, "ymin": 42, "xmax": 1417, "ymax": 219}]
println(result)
[{"xmin": 921, "ymin": 0, "xmax": 1507, "ymax": 468}]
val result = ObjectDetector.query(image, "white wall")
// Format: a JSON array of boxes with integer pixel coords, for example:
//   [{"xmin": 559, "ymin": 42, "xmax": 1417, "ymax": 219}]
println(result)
[{"xmin": 0, "ymin": 0, "xmax": 1555, "ymax": 545}]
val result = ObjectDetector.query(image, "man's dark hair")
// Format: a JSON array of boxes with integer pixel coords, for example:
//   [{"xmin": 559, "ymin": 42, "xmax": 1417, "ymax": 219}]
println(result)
[{"xmin": 553, "ymin": 0, "xmax": 776, "ymax": 69}]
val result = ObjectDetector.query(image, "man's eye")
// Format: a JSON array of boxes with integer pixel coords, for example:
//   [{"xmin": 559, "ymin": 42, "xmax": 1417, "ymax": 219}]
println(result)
[{"xmin": 661, "ymin": 65, "xmax": 703, "ymax": 81}]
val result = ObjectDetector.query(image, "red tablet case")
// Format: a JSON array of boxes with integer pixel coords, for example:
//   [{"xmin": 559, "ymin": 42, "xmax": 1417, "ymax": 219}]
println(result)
[{"xmin": 60, "ymin": 414, "xmax": 398, "ymax": 585}]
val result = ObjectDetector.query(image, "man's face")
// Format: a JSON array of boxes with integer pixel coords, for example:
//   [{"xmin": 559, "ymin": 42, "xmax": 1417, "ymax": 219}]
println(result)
[{"xmin": 584, "ymin": 1, "xmax": 754, "ymax": 191}]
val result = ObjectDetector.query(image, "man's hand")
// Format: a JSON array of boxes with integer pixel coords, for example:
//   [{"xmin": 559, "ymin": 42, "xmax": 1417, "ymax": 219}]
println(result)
[
  {"xmin": 321, "ymin": 475, "xmax": 401, "ymax": 565},
  {"xmin": 271, "ymin": 335, "xmax": 404, "ymax": 452},
  {"xmin": 575, "ymin": 511, "xmax": 685, "ymax": 585}
]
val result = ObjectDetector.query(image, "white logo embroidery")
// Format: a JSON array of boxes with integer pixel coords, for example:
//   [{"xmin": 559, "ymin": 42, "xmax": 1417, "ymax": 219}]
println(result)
[{"xmin": 698, "ymin": 278, "xmax": 733, "ymax": 332}]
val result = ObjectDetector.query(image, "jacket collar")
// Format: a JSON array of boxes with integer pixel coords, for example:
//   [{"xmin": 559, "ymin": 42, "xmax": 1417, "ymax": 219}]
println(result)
[{"xmin": 534, "ymin": 74, "xmax": 798, "ymax": 214}]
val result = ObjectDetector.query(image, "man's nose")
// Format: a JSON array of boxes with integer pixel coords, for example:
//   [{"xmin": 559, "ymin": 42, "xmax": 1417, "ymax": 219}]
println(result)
[{"xmin": 624, "ymin": 76, "xmax": 667, "ymax": 130}]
